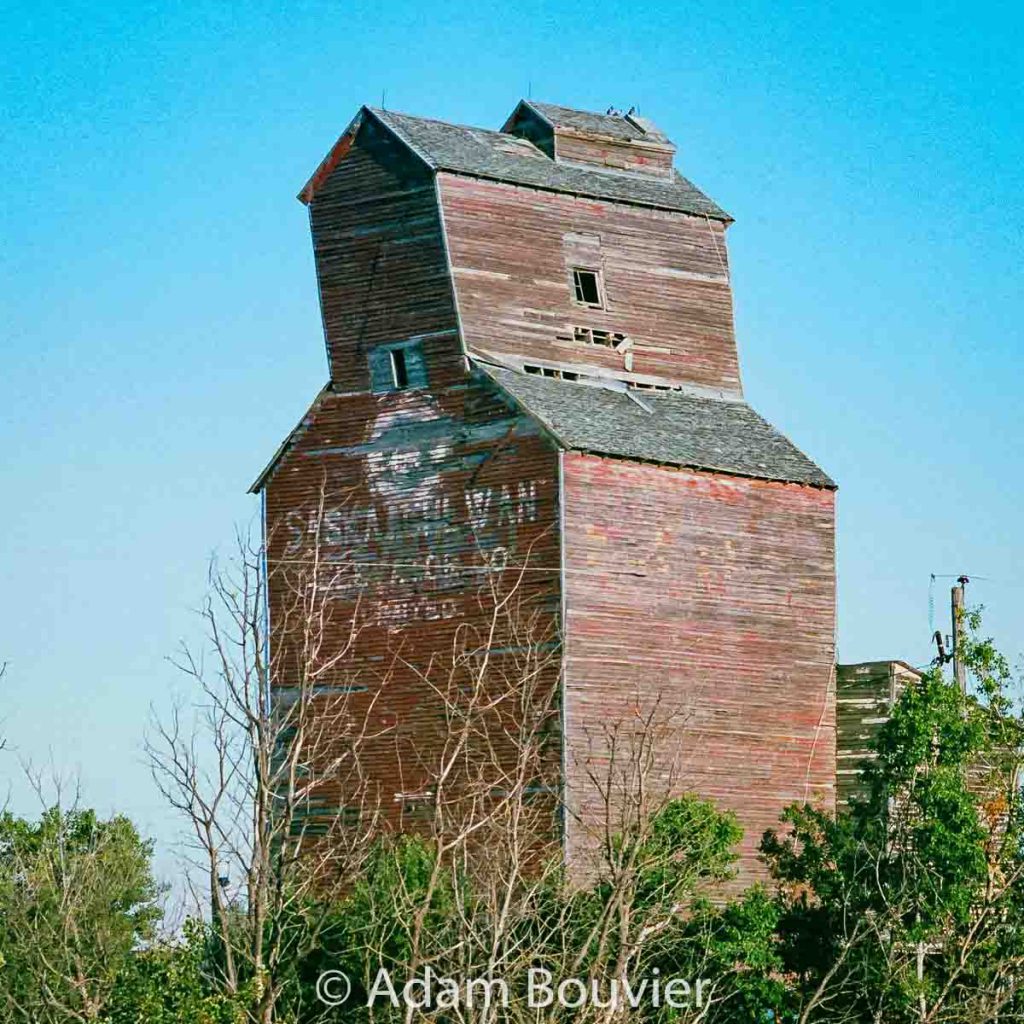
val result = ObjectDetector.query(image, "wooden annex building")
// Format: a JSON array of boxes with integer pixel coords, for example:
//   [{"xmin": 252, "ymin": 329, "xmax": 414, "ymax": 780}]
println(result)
[{"xmin": 253, "ymin": 99, "xmax": 841, "ymax": 885}]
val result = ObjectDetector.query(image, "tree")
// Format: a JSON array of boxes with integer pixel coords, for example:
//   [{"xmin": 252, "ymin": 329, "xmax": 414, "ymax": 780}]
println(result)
[
  {"xmin": 0, "ymin": 800, "xmax": 162, "ymax": 1023},
  {"xmin": 761, "ymin": 610, "xmax": 1024, "ymax": 1024},
  {"xmin": 296, "ymin": 694, "xmax": 776, "ymax": 1024},
  {"xmin": 150, "ymin": 514, "xmax": 770, "ymax": 1023},
  {"xmin": 102, "ymin": 920, "xmax": 248, "ymax": 1024},
  {"xmin": 147, "ymin": 520, "xmax": 389, "ymax": 1024}
]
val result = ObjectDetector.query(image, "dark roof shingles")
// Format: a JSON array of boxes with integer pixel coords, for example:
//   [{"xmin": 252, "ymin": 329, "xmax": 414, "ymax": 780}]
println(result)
[
  {"xmin": 370, "ymin": 108, "xmax": 730, "ymax": 221},
  {"xmin": 479, "ymin": 365, "xmax": 834, "ymax": 488}
]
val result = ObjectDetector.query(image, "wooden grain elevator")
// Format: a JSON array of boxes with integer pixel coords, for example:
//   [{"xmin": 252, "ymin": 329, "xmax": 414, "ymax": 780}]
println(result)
[{"xmin": 252, "ymin": 100, "xmax": 837, "ymax": 884}]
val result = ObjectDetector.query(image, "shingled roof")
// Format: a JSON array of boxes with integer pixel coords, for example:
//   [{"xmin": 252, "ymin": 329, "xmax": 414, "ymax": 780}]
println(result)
[
  {"xmin": 478, "ymin": 364, "xmax": 834, "ymax": 489},
  {"xmin": 368, "ymin": 107, "xmax": 730, "ymax": 221},
  {"xmin": 525, "ymin": 101, "xmax": 651, "ymax": 141}
]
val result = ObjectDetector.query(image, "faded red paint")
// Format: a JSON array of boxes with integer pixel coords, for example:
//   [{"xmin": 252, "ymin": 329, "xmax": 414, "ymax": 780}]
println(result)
[
  {"xmin": 561, "ymin": 455, "xmax": 836, "ymax": 888},
  {"xmin": 438, "ymin": 173, "xmax": 741, "ymax": 394},
  {"xmin": 264, "ymin": 381, "xmax": 562, "ymax": 826}
]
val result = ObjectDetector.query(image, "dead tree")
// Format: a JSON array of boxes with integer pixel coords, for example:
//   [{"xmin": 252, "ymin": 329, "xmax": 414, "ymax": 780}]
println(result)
[
  {"xmin": 338, "ymin": 588, "xmax": 743, "ymax": 1024},
  {"xmin": 147, "ymin": 510, "xmax": 391, "ymax": 1023},
  {"xmin": 152, "ymin": 506, "xmax": 744, "ymax": 1023}
]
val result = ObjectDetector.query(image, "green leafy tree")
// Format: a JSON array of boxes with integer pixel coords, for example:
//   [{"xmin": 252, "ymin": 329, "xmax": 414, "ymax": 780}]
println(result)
[
  {"xmin": 291, "ymin": 794, "xmax": 777, "ymax": 1023},
  {"xmin": 762, "ymin": 612, "xmax": 1024, "ymax": 1023},
  {"xmin": 102, "ymin": 920, "xmax": 250, "ymax": 1024},
  {"xmin": 0, "ymin": 805, "xmax": 163, "ymax": 1023}
]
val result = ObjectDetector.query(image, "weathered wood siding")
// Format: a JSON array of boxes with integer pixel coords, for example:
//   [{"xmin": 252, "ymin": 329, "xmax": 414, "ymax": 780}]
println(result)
[
  {"xmin": 266, "ymin": 108, "xmax": 837, "ymax": 882},
  {"xmin": 308, "ymin": 119, "xmax": 462, "ymax": 393},
  {"xmin": 554, "ymin": 132, "xmax": 674, "ymax": 177},
  {"xmin": 561, "ymin": 454, "xmax": 836, "ymax": 888},
  {"xmin": 836, "ymin": 661, "xmax": 921, "ymax": 809},
  {"xmin": 438, "ymin": 173, "xmax": 741, "ymax": 393},
  {"xmin": 263, "ymin": 377, "xmax": 562, "ymax": 826}
]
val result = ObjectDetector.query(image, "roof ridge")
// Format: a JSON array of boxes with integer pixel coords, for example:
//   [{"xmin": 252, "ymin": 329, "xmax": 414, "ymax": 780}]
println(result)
[
  {"xmin": 529, "ymin": 99, "xmax": 634, "ymax": 119},
  {"xmin": 371, "ymin": 107, "xmax": 528, "ymax": 140}
]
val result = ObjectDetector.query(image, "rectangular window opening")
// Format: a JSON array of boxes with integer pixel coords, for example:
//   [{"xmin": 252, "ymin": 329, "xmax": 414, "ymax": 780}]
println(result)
[
  {"xmin": 573, "ymin": 326, "xmax": 628, "ymax": 350},
  {"xmin": 572, "ymin": 267, "xmax": 603, "ymax": 307},
  {"xmin": 523, "ymin": 364, "xmax": 579, "ymax": 382},
  {"xmin": 390, "ymin": 348, "xmax": 409, "ymax": 389},
  {"xmin": 370, "ymin": 341, "xmax": 426, "ymax": 393}
]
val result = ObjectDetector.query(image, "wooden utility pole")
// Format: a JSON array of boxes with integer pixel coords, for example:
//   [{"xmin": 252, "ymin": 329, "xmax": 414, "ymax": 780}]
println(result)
[{"xmin": 951, "ymin": 575, "xmax": 968, "ymax": 693}]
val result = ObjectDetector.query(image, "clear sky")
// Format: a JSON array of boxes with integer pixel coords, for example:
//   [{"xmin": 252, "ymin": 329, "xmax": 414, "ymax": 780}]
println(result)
[{"xmin": 2, "ymin": 0, "xmax": 1022, "ymax": 873}]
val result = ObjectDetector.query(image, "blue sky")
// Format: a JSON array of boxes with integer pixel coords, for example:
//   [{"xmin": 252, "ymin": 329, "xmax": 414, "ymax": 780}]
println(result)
[{"xmin": 2, "ymin": 0, "xmax": 1022, "ymax": 870}]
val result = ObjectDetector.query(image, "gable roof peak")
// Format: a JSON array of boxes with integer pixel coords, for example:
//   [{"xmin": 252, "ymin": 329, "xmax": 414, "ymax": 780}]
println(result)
[
  {"xmin": 502, "ymin": 98, "xmax": 678, "ymax": 180},
  {"xmin": 299, "ymin": 101, "xmax": 729, "ymax": 221}
]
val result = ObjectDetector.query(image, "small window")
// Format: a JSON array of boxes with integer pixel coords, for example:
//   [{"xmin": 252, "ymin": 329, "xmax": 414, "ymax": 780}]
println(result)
[
  {"xmin": 390, "ymin": 348, "xmax": 409, "ymax": 389},
  {"xmin": 368, "ymin": 342, "xmax": 428, "ymax": 393},
  {"xmin": 571, "ymin": 267, "xmax": 603, "ymax": 307}
]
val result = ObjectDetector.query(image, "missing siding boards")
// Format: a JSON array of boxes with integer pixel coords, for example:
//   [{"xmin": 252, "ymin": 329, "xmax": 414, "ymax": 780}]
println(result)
[
  {"xmin": 573, "ymin": 326, "xmax": 628, "ymax": 350},
  {"xmin": 518, "ymin": 364, "xmax": 682, "ymax": 395},
  {"xmin": 524, "ymin": 364, "xmax": 579, "ymax": 381},
  {"xmin": 571, "ymin": 267, "xmax": 603, "ymax": 307}
]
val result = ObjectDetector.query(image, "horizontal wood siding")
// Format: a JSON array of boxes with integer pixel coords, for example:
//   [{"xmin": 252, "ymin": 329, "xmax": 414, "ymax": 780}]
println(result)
[
  {"xmin": 266, "ymin": 108, "xmax": 838, "ymax": 876},
  {"xmin": 264, "ymin": 379, "xmax": 562, "ymax": 826},
  {"xmin": 309, "ymin": 120, "xmax": 462, "ymax": 392},
  {"xmin": 836, "ymin": 661, "xmax": 920, "ymax": 809},
  {"xmin": 554, "ymin": 132, "xmax": 674, "ymax": 177},
  {"xmin": 561, "ymin": 454, "xmax": 836, "ymax": 888},
  {"xmin": 438, "ymin": 173, "xmax": 740, "ymax": 393}
]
